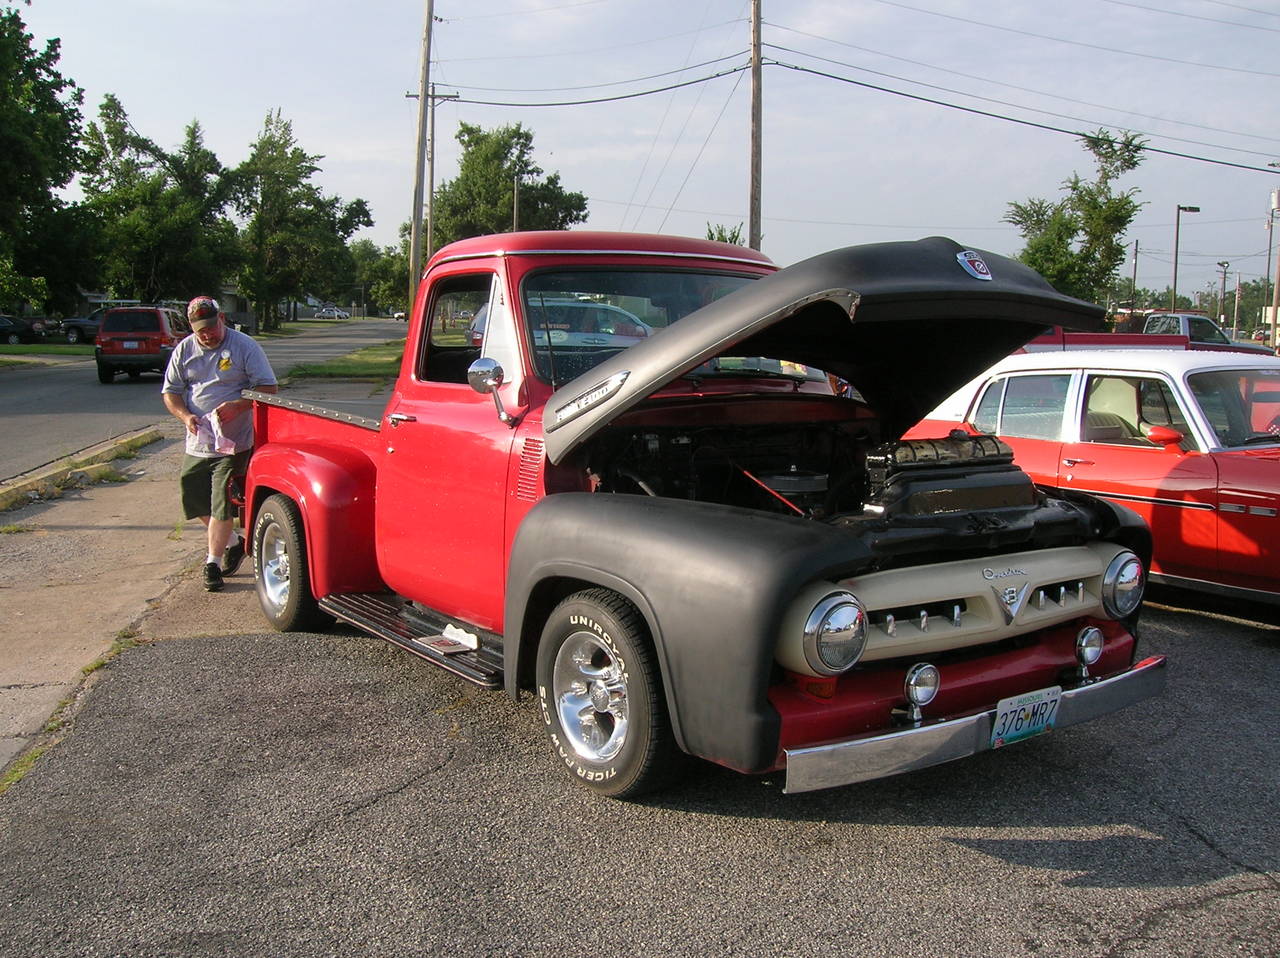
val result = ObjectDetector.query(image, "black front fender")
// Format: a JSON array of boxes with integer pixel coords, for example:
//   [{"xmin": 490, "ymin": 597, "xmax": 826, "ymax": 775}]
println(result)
[{"xmin": 505, "ymin": 494, "xmax": 871, "ymax": 773}]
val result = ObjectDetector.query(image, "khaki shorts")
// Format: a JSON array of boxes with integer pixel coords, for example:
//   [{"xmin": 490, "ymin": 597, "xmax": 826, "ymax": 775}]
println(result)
[{"xmin": 179, "ymin": 452, "xmax": 251, "ymax": 521}]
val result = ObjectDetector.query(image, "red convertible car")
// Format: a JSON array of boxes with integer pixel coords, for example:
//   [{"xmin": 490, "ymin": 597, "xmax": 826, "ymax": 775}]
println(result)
[{"xmin": 908, "ymin": 349, "xmax": 1280, "ymax": 604}]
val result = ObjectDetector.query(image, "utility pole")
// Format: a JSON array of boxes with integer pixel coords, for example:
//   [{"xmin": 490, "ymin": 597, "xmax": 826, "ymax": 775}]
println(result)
[
  {"xmin": 1217, "ymin": 261, "xmax": 1229, "ymax": 325},
  {"xmin": 748, "ymin": 0, "xmax": 762, "ymax": 251},
  {"xmin": 1130, "ymin": 239, "xmax": 1139, "ymax": 305},
  {"xmin": 513, "ymin": 175, "xmax": 520, "ymax": 231},
  {"xmin": 408, "ymin": 0, "xmax": 435, "ymax": 308},
  {"xmin": 425, "ymin": 83, "xmax": 459, "ymax": 258},
  {"xmin": 1271, "ymin": 189, "xmax": 1280, "ymax": 349},
  {"xmin": 1232, "ymin": 272, "xmax": 1241, "ymax": 336}
]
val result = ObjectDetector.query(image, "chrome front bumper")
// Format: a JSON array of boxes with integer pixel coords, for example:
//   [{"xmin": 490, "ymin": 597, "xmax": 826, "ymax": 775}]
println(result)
[{"xmin": 783, "ymin": 655, "xmax": 1167, "ymax": 794}]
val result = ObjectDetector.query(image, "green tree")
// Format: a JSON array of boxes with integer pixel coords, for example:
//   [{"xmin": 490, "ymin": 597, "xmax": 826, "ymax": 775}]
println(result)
[
  {"xmin": 432, "ymin": 122, "xmax": 587, "ymax": 249},
  {"xmin": 234, "ymin": 110, "xmax": 372, "ymax": 330},
  {"xmin": 80, "ymin": 95, "xmax": 239, "ymax": 301},
  {"xmin": 706, "ymin": 222, "xmax": 745, "ymax": 245},
  {"xmin": 0, "ymin": 4, "xmax": 84, "ymax": 310},
  {"xmin": 350, "ymin": 235, "xmax": 407, "ymax": 316},
  {"xmin": 1005, "ymin": 129, "xmax": 1145, "ymax": 303}
]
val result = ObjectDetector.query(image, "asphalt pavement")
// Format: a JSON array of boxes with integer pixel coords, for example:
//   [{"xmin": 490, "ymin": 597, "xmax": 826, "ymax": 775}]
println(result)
[{"xmin": 0, "ymin": 336, "xmax": 1277, "ymax": 955}]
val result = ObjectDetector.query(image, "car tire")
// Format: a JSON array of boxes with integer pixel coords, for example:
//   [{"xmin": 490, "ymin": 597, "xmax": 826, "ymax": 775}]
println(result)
[
  {"xmin": 535, "ymin": 588, "xmax": 678, "ymax": 798},
  {"xmin": 253, "ymin": 493, "xmax": 331, "ymax": 632},
  {"xmin": 5, "ymin": 333, "xmax": 19, "ymax": 345},
  {"xmin": 96, "ymin": 361, "xmax": 114, "ymax": 384},
  {"xmin": 66, "ymin": 328, "xmax": 81, "ymax": 344}
]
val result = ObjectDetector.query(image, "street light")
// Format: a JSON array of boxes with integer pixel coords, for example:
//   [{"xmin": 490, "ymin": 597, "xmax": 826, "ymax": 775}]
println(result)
[{"xmin": 1171, "ymin": 204, "xmax": 1200, "ymax": 310}]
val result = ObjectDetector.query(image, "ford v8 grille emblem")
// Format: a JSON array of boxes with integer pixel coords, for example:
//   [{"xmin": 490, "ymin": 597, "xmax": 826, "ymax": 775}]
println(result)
[{"xmin": 992, "ymin": 582, "xmax": 1029, "ymax": 624}]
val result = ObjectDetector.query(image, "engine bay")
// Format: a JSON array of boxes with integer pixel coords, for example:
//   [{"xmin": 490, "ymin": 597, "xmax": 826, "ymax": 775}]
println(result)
[{"xmin": 568, "ymin": 399, "xmax": 1039, "ymax": 528}]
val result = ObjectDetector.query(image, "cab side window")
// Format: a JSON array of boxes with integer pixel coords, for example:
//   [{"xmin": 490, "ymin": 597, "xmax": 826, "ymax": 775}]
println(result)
[
  {"xmin": 1082, "ymin": 375, "xmax": 1192, "ymax": 447},
  {"xmin": 995, "ymin": 374, "xmax": 1070, "ymax": 440},
  {"xmin": 421, "ymin": 274, "xmax": 492, "ymax": 384}
]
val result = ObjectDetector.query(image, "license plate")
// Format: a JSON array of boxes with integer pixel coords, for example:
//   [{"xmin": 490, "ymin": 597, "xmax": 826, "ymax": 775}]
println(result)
[
  {"xmin": 123, "ymin": 341, "xmax": 138, "ymax": 349},
  {"xmin": 990, "ymin": 685, "xmax": 1061, "ymax": 748}
]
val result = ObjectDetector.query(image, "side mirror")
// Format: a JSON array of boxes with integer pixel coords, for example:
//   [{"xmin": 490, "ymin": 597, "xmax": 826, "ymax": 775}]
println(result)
[
  {"xmin": 1144, "ymin": 425, "xmax": 1184, "ymax": 448},
  {"xmin": 467, "ymin": 358, "xmax": 516, "ymax": 426}
]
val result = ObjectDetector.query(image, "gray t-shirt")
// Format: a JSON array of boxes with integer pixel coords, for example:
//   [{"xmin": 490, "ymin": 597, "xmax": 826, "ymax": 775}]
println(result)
[{"xmin": 161, "ymin": 327, "xmax": 277, "ymax": 457}]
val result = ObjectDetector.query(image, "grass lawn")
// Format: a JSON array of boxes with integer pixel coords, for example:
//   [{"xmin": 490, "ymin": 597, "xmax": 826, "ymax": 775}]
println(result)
[
  {"xmin": 286, "ymin": 339, "xmax": 407, "ymax": 380},
  {"xmin": 0, "ymin": 343, "xmax": 94, "ymax": 357}
]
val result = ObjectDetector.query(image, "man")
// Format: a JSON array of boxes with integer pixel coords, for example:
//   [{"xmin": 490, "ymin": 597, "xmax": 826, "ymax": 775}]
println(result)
[{"xmin": 162, "ymin": 297, "xmax": 278, "ymax": 592}]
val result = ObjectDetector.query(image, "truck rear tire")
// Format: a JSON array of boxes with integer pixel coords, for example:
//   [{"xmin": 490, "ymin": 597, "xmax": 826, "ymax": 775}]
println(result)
[
  {"xmin": 535, "ymin": 589, "xmax": 678, "ymax": 798},
  {"xmin": 253, "ymin": 494, "xmax": 329, "ymax": 632},
  {"xmin": 96, "ymin": 361, "xmax": 114, "ymax": 384}
]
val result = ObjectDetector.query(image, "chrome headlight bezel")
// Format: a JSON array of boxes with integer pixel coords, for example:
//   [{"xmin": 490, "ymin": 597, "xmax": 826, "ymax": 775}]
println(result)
[
  {"xmin": 802, "ymin": 592, "xmax": 869, "ymax": 676},
  {"xmin": 1101, "ymin": 550, "xmax": 1145, "ymax": 619}
]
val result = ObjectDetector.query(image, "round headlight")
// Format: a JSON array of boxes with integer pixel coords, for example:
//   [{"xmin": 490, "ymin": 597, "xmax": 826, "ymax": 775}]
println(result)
[
  {"xmin": 803, "ymin": 592, "xmax": 868, "ymax": 676},
  {"xmin": 1101, "ymin": 550, "xmax": 1144, "ymax": 619},
  {"xmin": 1076, "ymin": 626, "xmax": 1104, "ymax": 666},
  {"xmin": 904, "ymin": 663, "xmax": 941, "ymax": 707}
]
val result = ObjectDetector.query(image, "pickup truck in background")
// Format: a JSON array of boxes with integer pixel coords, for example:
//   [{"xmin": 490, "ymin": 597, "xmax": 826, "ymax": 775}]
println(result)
[
  {"xmin": 241, "ymin": 231, "xmax": 1166, "ymax": 797},
  {"xmin": 1139, "ymin": 311, "xmax": 1275, "ymax": 355}
]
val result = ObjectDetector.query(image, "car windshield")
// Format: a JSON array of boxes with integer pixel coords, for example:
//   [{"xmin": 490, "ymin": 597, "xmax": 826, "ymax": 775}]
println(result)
[
  {"xmin": 103, "ymin": 311, "xmax": 161, "ymax": 333},
  {"xmin": 521, "ymin": 268, "xmax": 757, "ymax": 385},
  {"xmin": 1186, "ymin": 368, "xmax": 1280, "ymax": 446}
]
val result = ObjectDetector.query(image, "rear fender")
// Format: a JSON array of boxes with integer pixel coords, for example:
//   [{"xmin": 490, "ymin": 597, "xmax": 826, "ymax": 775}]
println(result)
[{"xmin": 246, "ymin": 443, "xmax": 384, "ymax": 596}]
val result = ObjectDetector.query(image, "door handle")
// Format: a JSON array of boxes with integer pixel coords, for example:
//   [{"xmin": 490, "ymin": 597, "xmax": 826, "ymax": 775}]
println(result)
[
  {"xmin": 1062, "ymin": 458, "xmax": 1094, "ymax": 467},
  {"xmin": 388, "ymin": 413, "xmax": 417, "ymax": 427}
]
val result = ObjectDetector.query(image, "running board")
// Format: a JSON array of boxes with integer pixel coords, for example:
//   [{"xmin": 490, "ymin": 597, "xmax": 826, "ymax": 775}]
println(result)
[{"xmin": 319, "ymin": 593, "xmax": 504, "ymax": 689}]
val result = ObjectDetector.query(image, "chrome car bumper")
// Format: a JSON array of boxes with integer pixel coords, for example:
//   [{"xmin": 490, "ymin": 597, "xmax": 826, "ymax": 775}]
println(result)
[{"xmin": 783, "ymin": 655, "xmax": 1167, "ymax": 793}]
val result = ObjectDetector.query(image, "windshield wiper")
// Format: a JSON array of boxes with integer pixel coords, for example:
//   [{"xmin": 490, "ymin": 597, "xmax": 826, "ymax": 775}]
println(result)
[{"xmin": 1238, "ymin": 433, "xmax": 1280, "ymax": 446}]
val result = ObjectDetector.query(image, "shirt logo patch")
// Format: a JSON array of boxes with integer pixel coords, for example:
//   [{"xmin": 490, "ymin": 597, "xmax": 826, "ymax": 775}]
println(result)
[{"xmin": 218, "ymin": 357, "xmax": 233, "ymax": 371}]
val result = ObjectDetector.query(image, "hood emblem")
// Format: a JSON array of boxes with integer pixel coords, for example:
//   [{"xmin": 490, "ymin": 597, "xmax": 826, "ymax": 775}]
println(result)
[
  {"xmin": 957, "ymin": 250, "xmax": 994, "ymax": 281},
  {"xmin": 991, "ymin": 582, "xmax": 1030, "ymax": 625}
]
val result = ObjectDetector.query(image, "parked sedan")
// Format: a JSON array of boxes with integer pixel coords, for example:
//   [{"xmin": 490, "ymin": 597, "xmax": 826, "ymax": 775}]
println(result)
[
  {"xmin": 0, "ymin": 315, "xmax": 48, "ymax": 344},
  {"xmin": 314, "ymin": 306, "xmax": 350, "ymax": 319},
  {"xmin": 908, "ymin": 349, "xmax": 1280, "ymax": 604}
]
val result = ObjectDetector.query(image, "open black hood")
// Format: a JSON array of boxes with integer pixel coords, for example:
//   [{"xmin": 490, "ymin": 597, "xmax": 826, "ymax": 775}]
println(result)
[{"xmin": 543, "ymin": 237, "xmax": 1104, "ymax": 464}]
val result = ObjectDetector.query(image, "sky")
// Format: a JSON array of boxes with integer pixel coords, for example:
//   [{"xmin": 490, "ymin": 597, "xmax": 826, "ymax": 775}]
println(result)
[{"xmin": 18, "ymin": 0, "xmax": 1280, "ymax": 314}]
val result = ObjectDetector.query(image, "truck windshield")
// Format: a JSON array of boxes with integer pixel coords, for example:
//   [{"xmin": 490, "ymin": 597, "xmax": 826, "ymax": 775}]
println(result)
[{"xmin": 521, "ymin": 268, "xmax": 756, "ymax": 385}]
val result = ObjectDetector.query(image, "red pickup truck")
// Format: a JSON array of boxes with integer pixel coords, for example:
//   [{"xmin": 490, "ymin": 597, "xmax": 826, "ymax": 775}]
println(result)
[{"xmin": 241, "ymin": 231, "xmax": 1166, "ymax": 797}]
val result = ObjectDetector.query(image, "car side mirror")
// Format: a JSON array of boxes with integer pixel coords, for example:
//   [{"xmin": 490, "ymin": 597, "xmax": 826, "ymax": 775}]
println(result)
[
  {"xmin": 467, "ymin": 358, "xmax": 517, "ymax": 426},
  {"xmin": 1144, "ymin": 425, "xmax": 1184, "ymax": 447}
]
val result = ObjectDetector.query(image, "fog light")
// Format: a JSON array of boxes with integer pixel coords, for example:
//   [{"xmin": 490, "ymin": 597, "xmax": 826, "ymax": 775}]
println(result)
[
  {"xmin": 903, "ymin": 663, "xmax": 940, "ymax": 724},
  {"xmin": 1101, "ymin": 550, "xmax": 1144, "ymax": 619},
  {"xmin": 1076, "ymin": 626, "xmax": 1104, "ymax": 681}
]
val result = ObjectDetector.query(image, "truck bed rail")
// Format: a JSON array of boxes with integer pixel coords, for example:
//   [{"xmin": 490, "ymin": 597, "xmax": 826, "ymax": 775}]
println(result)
[{"xmin": 245, "ymin": 389, "xmax": 381, "ymax": 431}]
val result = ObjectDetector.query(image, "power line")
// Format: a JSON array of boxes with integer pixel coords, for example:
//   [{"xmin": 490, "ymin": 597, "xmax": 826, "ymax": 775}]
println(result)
[
  {"xmin": 764, "ymin": 22, "xmax": 1280, "ymax": 147},
  {"xmin": 437, "ymin": 19, "xmax": 743, "ymax": 63},
  {"xmin": 870, "ymin": 0, "xmax": 1280, "ymax": 78},
  {"xmin": 452, "ymin": 63, "xmax": 749, "ymax": 107},
  {"xmin": 766, "ymin": 58, "xmax": 1280, "ymax": 176},
  {"xmin": 764, "ymin": 41, "xmax": 1279, "ymax": 161},
  {"xmin": 443, "ymin": 52, "xmax": 745, "ymax": 94},
  {"xmin": 1101, "ymin": 0, "xmax": 1280, "ymax": 32}
]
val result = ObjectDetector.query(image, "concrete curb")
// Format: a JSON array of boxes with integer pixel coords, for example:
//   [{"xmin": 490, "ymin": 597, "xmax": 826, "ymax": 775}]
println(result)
[{"xmin": 0, "ymin": 426, "xmax": 164, "ymax": 512}]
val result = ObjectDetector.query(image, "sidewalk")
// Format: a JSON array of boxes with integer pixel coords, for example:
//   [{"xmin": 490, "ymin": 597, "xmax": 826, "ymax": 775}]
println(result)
[{"xmin": 0, "ymin": 377, "xmax": 391, "ymax": 774}]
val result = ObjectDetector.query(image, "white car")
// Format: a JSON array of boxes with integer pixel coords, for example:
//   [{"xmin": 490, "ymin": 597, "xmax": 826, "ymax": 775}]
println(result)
[
  {"xmin": 314, "ymin": 306, "xmax": 350, "ymax": 320},
  {"xmin": 907, "ymin": 348, "xmax": 1280, "ymax": 604}
]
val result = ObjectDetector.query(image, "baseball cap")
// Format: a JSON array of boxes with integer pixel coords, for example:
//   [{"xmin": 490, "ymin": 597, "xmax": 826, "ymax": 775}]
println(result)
[{"xmin": 187, "ymin": 296, "xmax": 221, "ymax": 329}]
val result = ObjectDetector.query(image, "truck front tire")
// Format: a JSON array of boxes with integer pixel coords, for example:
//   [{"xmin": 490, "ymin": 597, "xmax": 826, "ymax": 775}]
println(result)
[
  {"xmin": 535, "ymin": 589, "xmax": 677, "ymax": 798},
  {"xmin": 253, "ymin": 494, "xmax": 328, "ymax": 632}
]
